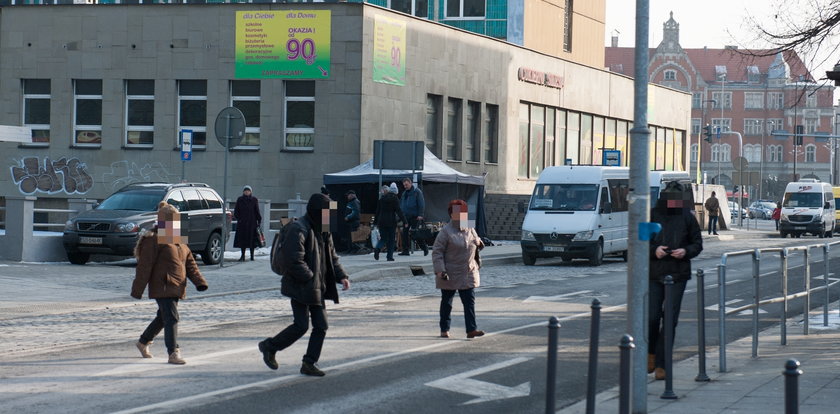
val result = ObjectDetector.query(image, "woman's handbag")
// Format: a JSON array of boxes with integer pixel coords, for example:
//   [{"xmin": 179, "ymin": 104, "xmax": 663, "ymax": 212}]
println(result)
[
  {"xmin": 257, "ymin": 228, "xmax": 266, "ymax": 248},
  {"xmin": 474, "ymin": 249, "xmax": 482, "ymax": 269},
  {"xmin": 410, "ymin": 220, "xmax": 434, "ymax": 240}
]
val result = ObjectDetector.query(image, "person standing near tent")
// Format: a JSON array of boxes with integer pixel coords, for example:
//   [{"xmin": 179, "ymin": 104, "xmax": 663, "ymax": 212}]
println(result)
[
  {"xmin": 373, "ymin": 183, "xmax": 406, "ymax": 261},
  {"xmin": 343, "ymin": 190, "xmax": 361, "ymax": 253},
  {"xmin": 400, "ymin": 177, "xmax": 428, "ymax": 256}
]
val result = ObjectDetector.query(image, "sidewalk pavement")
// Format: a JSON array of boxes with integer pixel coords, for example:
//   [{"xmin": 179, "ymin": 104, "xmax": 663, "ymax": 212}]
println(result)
[{"xmin": 559, "ymin": 308, "xmax": 840, "ymax": 413}]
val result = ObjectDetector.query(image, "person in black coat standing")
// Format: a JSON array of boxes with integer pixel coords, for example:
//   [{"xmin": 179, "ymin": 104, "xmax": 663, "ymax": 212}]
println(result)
[
  {"xmin": 257, "ymin": 193, "xmax": 350, "ymax": 377},
  {"xmin": 373, "ymin": 183, "xmax": 406, "ymax": 261},
  {"xmin": 648, "ymin": 181, "xmax": 703, "ymax": 380},
  {"xmin": 233, "ymin": 185, "xmax": 262, "ymax": 261}
]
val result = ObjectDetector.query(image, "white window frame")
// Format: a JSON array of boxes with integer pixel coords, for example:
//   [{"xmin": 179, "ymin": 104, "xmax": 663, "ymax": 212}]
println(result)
[
  {"xmin": 124, "ymin": 80, "xmax": 155, "ymax": 148},
  {"xmin": 711, "ymin": 91, "xmax": 732, "ymax": 109},
  {"xmin": 690, "ymin": 143, "xmax": 698, "ymax": 162},
  {"xmin": 692, "ymin": 92, "xmax": 703, "ymax": 108},
  {"xmin": 721, "ymin": 143, "xmax": 732, "ymax": 162},
  {"xmin": 711, "ymin": 143, "xmax": 720, "ymax": 162},
  {"xmin": 444, "ymin": 0, "xmax": 486, "ymax": 19},
  {"xmin": 230, "ymin": 80, "xmax": 261, "ymax": 149},
  {"xmin": 664, "ymin": 70, "xmax": 676, "ymax": 81},
  {"xmin": 73, "ymin": 79, "xmax": 103, "ymax": 148},
  {"xmin": 806, "ymin": 94, "xmax": 817, "ymax": 108},
  {"xmin": 177, "ymin": 80, "xmax": 207, "ymax": 149},
  {"xmin": 805, "ymin": 118, "xmax": 818, "ymax": 133},
  {"xmin": 711, "ymin": 118, "xmax": 731, "ymax": 133},
  {"xmin": 744, "ymin": 119, "xmax": 763, "ymax": 136},
  {"xmin": 691, "ymin": 118, "xmax": 701, "ymax": 135},
  {"xmin": 283, "ymin": 81, "xmax": 314, "ymax": 151},
  {"xmin": 768, "ymin": 92, "xmax": 784, "ymax": 109},
  {"xmin": 744, "ymin": 92, "xmax": 764, "ymax": 109},
  {"xmin": 766, "ymin": 118, "xmax": 784, "ymax": 133},
  {"xmin": 805, "ymin": 144, "xmax": 816, "ymax": 162},
  {"xmin": 22, "ymin": 79, "xmax": 50, "ymax": 147}
]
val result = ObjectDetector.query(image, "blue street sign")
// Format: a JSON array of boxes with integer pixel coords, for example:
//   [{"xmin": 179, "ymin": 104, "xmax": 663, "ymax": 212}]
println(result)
[
  {"xmin": 715, "ymin": 126, "xmax": 721, "ymax": 139},
  {"xmin": 180, "ymin": 129, "xmax": 193, "ymax": 161},
  {"xmin": 603, "ymin": 150, "xmax": 621, "ymax": 166}
]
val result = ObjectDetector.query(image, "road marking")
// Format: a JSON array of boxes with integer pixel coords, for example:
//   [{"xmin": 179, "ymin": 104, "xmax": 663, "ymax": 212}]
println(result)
[
  {"xmin": 94, "ymin": 347, "xmax": 257, "ymax": 377},
  {"xmin": 705, "ymin": 299, "xmax": 767, "ymax": 314},
  {"xmin": 112, "ymin": 305, "xmax": 626, "ymax": 414},
  {"xmin": 424, "ymin": 357, "xmax": 532, "ymax": 404},
  {"xmin": 524, "ymin": 290, "xmax": 593, "ymax": 303}
]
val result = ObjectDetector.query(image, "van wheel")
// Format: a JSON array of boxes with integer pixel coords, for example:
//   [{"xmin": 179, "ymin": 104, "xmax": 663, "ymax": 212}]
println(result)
[
  {"xmin": 589, "ymin": 241, "xmax": 604, "ymax": 266},
  {"xmin": 522, "ymin": 252, "xmax": 536, "ymax": 266},
  {"xmin": 67, "ymin": 252, "xmax": 90, "ymax": 265},
  {"xmin": 202, "ymin": 232, "xmax": 223, "ymax": 265},
  {"xmin": 780, "ymin": 231, "xmax": 787, "ymax": 238},
  {"xmin": 560, "ymin": 255, "xmax": 572, "ymax": 263},
  {"xmin": 819, "ymin": 225, "xmax": 826, "ymax": 238}
]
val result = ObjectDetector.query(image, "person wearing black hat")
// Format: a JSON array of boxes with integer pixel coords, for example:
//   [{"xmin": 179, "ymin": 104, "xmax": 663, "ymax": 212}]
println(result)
[
  {"xmin": 343, "ymin": 190, "xmax": 361, "ymax": 253},
  {"xmin": 257, "ymin": 193, "xmax": 350, "ymax": 377},
  {"xmin": 233, "ymin": 185, "xmax": 261, "ymax": 261}
]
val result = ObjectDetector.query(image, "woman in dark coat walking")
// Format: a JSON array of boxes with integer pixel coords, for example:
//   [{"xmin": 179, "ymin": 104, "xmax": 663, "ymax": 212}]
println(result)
[{"xmin": 234, "ymin": 185, "xmax": 262, "ymax": 261}]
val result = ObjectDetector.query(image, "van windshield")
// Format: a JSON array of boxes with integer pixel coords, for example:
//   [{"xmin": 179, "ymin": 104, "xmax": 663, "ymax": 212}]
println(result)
[
  {"xmin": 530, "ymin": 184, "xmax": 599, "ymax": 211},
  {"xmin": 97, "ymin": 190, "xmax": 165, "ymax": 211},
  {"xmin": 783, "ymin": 193, "xmax": 823, "ymax": 208}
]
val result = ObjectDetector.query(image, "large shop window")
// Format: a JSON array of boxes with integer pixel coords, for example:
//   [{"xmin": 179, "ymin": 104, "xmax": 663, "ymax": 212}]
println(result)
[
  {"xmin": 579, "ymin": 114, "xmax": 592, "ymax": 165},
  {"xmin": 482, "ymin": 104, "xmax": 498, "ymax": 163},
  {"xmin": 232, "ymin": 80, "xmax": 261, "ymax": 148},
  {"xmin": 389, "ymin": 0, "xmax": 428, "ymax": 17},
  {"xmin": 592, "ymin": 116, "xmax": 604, "ymax": 165},
  {"xmin": 446, "ymin": 98, "xmax": 462, "ymax": 161},
  {"xmin": 73, "ymin": 79, "xmax": 103, "ymax": 147},
  {"xmin": 556, "ymin": 110, "xmax": 567, "ymax": 166},
  {"xmin": 529, "ymin": 105, "xmax": 545, "ymax": 177},
  {"xmin": 518, "ymin": 103, "xmax": 530, "ymax": 178},
  {"xmin": 466, "ymin": 101, "xmax": 480, "ymax": 162},
  {"xmin": 125, "ymin": 80, "xmax": 155, "ymax": 147},
  {"xmin": 284, "ymin": 81, "xmax": 314, "ymax": 151},
  {"xmin": 545, "ymin": 109, "xmax": 556, "ymax": 167},
  {"xmin": 445, "ymin": 0, "xmax": 485, "ymax": 18},
  {"xmin": 22, "ymin": 79, "xmax": 51, "ymax": 145},
  {"xmin": 178, "ymin": 80, "xmax": 207, "ymax": 148},
  {"xmin": 426, "ymin": 94, "xmax": 442, "ymax": 157},
  {"xmin": 566, "ymin": 112, "xmax": 580, "ymax": 165}
]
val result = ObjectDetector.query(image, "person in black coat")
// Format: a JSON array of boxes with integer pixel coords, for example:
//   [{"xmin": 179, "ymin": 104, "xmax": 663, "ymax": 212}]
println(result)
[
  {"xmin": 648, "ymin": 181, "xmax": 703, "ymax": 380},
  {"xmin": 373, "ymin": 183, "xmax": 406, "ymax": 261},
  {"xmin": 233, "ymin": 185, "xmax": 262, "ymax": 261},
  {"xmin": 258, "ymin": 193, "xmax": 350, "ymax": 377}
]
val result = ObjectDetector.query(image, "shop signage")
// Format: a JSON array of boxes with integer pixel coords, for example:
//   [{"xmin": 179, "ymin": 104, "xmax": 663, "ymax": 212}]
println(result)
[
  {"xmin": 373, "ymin": 14, "xmax": 407, "ymax": 86},
  {"xmin": 517, "ymin": 67, "xmax": 564, "ymax": 89}
]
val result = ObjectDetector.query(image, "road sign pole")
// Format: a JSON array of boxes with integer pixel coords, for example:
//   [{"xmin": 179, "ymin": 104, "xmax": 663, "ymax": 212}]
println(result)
[{"xmin": 220, "ymin": 115, "xmax": 231, "ymax": 269}]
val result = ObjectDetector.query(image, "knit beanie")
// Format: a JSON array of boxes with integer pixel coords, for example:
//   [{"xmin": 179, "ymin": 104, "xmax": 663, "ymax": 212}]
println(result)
[{"xmin": 389, "ymin": 182, "xmax": 399, "ymax": 193}]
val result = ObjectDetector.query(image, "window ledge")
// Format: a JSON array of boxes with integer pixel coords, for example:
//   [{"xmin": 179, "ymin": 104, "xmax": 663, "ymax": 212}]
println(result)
[
  {"xmin": 466, "ymin": 161, "xmax": 481, "ymax": 165},
  {"xmin": 19, "ymin": 144, "xmax": 49, "ymax": 149},
  {"xmin": 172, "ymin": 146, "xmax": 207, "ymax": 151},
  {"xmin": 122, "ymin": 145, "xmax": 154, "ymax": 150},
  {"xmin": 484, "ymin": 162, "xmax": 499, "ymax": 166},
  {"xmin": 230, "ymin": 147, "xmax": 260, "ymax": 152},
  {"xmin": 70, "ymin": 144, "xmax": 102, "ymax": 149},
  {"xmin": 281, "ymin": 148, "xmax": 314, "ymax": 153}
]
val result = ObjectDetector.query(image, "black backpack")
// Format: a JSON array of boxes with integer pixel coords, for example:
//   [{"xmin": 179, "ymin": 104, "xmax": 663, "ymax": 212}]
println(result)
[{"xmin": 270, "ymin": 224, "xmax": 289, "ymax": 276}]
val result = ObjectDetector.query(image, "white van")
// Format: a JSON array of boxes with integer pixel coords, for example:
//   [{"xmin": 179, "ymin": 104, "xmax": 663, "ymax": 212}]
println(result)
[
  {"xmin": 520, "ymin": 166, "xmax": 691, "ymax": 266},
  {"xmin": 779, "ymin": 179, "xmax": 835, "ymax": 238}
]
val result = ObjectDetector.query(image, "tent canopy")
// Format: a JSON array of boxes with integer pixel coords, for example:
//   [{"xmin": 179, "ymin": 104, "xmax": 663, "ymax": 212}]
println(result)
[{"xmin": 324, "ymin": 147, "xmax": 485, "ymax": 186}]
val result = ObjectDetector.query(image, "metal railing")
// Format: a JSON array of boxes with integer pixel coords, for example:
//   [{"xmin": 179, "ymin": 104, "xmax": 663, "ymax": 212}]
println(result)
[{"xmin": 716, "ymin": 240, "xmax": 840, "ymax": 372}]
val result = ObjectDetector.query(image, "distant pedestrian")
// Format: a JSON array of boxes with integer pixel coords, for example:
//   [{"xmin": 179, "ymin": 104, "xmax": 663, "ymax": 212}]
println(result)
[
  {"xmin": 772, "ymin": 202, "xmax": 782, "ymax": 230},
  {"xmin": 258, "ymin": 193, "xmax": 350, "ymax": 376},
  {"xmin": 704, "ymin": 191, "xmax": 720, "ymax": 235},
  {"xmin": 400, "ymin": 177, "xmax": 428, "ymax": 256},
  {"xmin": 234, "ymin": 185, "xmax": 262, "ymax": 261},
  {"xmin": 433, "ymin": 199, "xmax": 485, "ymax": 339},
  {"xmin": 373, "ymin": 183, "xmax": 406, "ymax": 261},
  {"xmin": 649, "ymin": 182, "xmax": 703, "ymax": 380},
  {"xmin": 131, "ymin": 202, "xmax": 208, "ymax": 365},
  {"xmin": 344, "ymin": 190, "xmax": 361, "ymax": 253}
]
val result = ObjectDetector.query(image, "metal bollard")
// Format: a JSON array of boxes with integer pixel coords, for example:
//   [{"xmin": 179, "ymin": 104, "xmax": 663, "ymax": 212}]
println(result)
[
  {"xmin": 804, "ymin": 248, "xmax": 811, "ymax": 336},
  {"xmin": 752, "ymin": 249, "xmax": 761, "ymax": 358},
  {"xmin": 781, "ymin": 249, "xmax": 788, "ymax": 346},
  {"xmin": 823, "ymin": 243, "xmax": 830, "ymax": 327},
  {"xmin": 618, "ymin": 334, "xmax": 634, "ymax": 414},
  {"xmin": 661, "ymin": 275, "xmax": 678, "ymax": 400},
  {"xmin": 784, "ymin": 359, "xmax": 802, "ymax": 414},
  {"xmin": 695, "ymin": 269, "xmax": 710, "ymax": 382},
  {"xmin": 545, "ymin": 316, "xmax": 560, "ymax": 414},
  {"xmin": 585, "ymin": 299, "xmax": 601, "ymax": 414}
]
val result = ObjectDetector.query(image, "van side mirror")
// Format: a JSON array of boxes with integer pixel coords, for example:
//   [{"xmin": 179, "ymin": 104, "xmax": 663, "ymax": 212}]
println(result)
[
  {"xmin": 825, "ymin": 201, "xmax": 831, "ymax": 209},
  {"xmin": 600, "ymin": 202, "xmax": 612, "ymax": 214}
]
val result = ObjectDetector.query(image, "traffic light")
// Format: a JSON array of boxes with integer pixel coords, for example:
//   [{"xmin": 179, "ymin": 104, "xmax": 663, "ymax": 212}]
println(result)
[
  {"xmin": 733, "ymin": 186, "xmax": 739, "ymax": 194},
  {"xmin": 703, "ymin": 124, "xmax": 712, "ymax": 143}
]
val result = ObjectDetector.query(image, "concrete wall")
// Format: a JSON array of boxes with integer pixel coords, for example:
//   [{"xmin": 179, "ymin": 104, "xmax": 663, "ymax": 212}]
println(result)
[{"xmin": 523, "ymin": 0, "xmax": 605, "ymax": 69}]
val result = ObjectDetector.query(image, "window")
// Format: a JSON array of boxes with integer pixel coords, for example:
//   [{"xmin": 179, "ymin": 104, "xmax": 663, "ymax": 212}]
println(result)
[
  {"xmin": 73, "ymin": 79, "xmax": 103, "ymax": 147},
  {"xmin": 466, "ymin": 101, "xmax": 480, "ymax": 162},
  {"xmin": 805, "ymin": 144, "xmax": 816, "ymax": 162},
  {"xmin": 178, "ymin": 80, "xmax": 207, "ymax": 148},
  {"xmin": 22, "ymin": 79, "xmax": 50, "ymax": 145},
  {"xmin": 721, "ymin": 143, "xmax": 731, "ymax": 162},
  {"xmin": 563, "ymin": 0, "xmax": 573, "ymax": 52},
  {"xmin": 711, "ymin": 144, "xmax": 720, "ymax": 162},
  {"xmin": 446, "ymin": 98, "xmax": 463, "ymax": 161},
  {"xmin": 767, "ymin": 118, "xmax": 784, "ymax": 133},
  {"xmin": 198, "ymin": 189, "xmax": 222, "ymax": 209},
  {"xmin": 664, "ymin": 70, "xmax": 676, "ymax": 81},
  {"xmin": 690, "ymin": 143, "xmax": 698, "ymax": 162},
  {"xmin": 768, "ymin": 92, "xmax": 784, "ymax": 109},
  {"xmin": 607, "ymin": 179, "xmax": 629, "ymax": 212},
  {"xmin": 744, "ymin": 119, "xmax": 763, "ymax": 136},
  {"xmin": 445, "ymin": 0, "xmax": 485, "ymax": 18},
  {"xmin": 692, "ymin": 92, "xmax": 702, "ymax": 109},
  {"xmin": 711, "ymin": 118, "xmax": 731, "ymax": 133},
  {"xmin": 483, "ymin": 104, "xmax": 498, "ymax": 163},
  {"xmin": 389, "ymin": 0, "xmax": 428, "ymax": 17},
  {"xmin": 545, "ymin": 109, "xmax": 556, "ymax": 167},
  {"xmin": 744, "ymin": 92, "xmax": 764, "ymax": 109},
  {"xmin": 805, "ymin": 118, "xmax": 818, "ymax": 133},
  {"xmin": 231, "ymin": 80, "xmax": 261, "ymax": 148},
  {"xmin": 125, "ymin": 80, "xmax": 155, "ymax": 147},
  {"xmin": 426, "ymin": 94, "xmax": 442, "ymax": 157},
  {"xmin": 767, "ymin": 145, "xmax": 784, "ymax": 162},
  {"xmin": 518, "ymin": 103, "xmax": 530, "ymax": 177},
  {"xmin": 691, "ymin": 118, "xmax": 701, "ymax": 135},
  {"xmin": 806, "ymin": 94, "xmax": 817, "ymax": 108},
  {"xmin": 744, "ymin": 144, "xmax": 762, "ymax": 162},
  {"xmin": 284, "ymin": 81, "xmax": 314, "ymax": 150},
  {"xmin": 711, "ymin": 92, "xmax": 732, "ymax": 109},
  {"xmin": 530, "ymin": 105, "xmax": 545, "ymax": 176}
]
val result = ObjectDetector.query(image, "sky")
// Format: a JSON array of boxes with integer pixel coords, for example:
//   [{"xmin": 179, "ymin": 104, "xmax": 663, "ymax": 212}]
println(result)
[{"xmin": 604, "ymin": 0, "xmax": 839, "ymax": 86}]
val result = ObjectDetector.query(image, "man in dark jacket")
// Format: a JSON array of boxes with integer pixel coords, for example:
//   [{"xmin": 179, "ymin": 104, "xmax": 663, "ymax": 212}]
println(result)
[
  {"xmin": 648, "ymin": 181, "xmax": 703, "ymax": 381},
  {"xmin": 373, "ymin": 183, "xmax": 406, "ymax": 261},
  {"xmin": 343, "ymin": 190, "xmax": 361, "ymax": 253},
  {"xmin": 258, "ymin": 193, "xmax": 350, "ymax": 377},
  {"xmin": 233, "ymin": 185, "xmax": 262, "ymax": 261},
  {"xmin": 399, "ymin": 177, "xmax": 428, "ymax": 256}
]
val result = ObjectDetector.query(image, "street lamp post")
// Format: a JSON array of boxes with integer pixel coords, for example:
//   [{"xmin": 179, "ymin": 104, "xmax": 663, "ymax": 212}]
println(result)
[{"xmin": 718, "ymin": 74, "xmax": 726, "ymax": 186}]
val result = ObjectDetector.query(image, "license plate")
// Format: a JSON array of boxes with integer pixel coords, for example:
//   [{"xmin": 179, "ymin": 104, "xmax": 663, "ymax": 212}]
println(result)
[
  {"xmin": 794, "ymin": 226, "xmax": 806, "ymax": 230},
  {"xmin": 544, "ymin": 246, "xmax": 565, "ymax": 252},
  {"xmin": 79, "ymin": 236, "xmax": 103, "ymax": 245}
]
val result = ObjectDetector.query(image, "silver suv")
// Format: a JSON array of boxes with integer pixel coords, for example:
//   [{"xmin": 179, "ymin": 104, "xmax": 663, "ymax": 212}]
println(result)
[{"xmin": 63, "ymin": 183, "xmax": 231, "ymax": 265}]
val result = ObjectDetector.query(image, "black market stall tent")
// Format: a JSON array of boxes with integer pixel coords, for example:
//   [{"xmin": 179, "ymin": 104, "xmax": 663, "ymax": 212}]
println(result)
[{"xmin": 323, "ymin": 147, "xmax": 488, "ymax": 238}]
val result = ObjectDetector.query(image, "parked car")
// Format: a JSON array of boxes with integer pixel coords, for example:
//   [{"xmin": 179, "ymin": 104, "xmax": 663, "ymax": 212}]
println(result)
[
  {"xmin": 728, "ymin": 200, "xmax": 747, "ymax": 219},
  {"xmin": 747, "ymin": 200, "xmax": 777, "ymax": 219},
  {"xmin": 63, "ymin": 182, "xmax": 231, "ymax": 265}
]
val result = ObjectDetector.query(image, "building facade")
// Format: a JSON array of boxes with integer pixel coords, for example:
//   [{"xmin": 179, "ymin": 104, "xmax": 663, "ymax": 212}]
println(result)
[
  {"xmin": 0, "ymin": 2, "xmax": 689, "ymax": 240},
  {"xmin": 607, "ymin": 12, "xmax": 837, "ymax": 202}
]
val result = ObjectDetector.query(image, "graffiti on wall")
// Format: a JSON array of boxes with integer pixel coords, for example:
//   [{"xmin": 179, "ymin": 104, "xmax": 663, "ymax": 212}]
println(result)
[
  {"xmin": 102, "ymin": 161, "xmax": 177, "ymax": 191},
  {"xmin": 10, "ymin": 157, "xmax": 94, "ymax": 195}
]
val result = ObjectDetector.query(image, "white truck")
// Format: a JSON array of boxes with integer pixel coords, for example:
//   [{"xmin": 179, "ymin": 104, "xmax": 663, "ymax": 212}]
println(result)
[{"xmin": 779, "ymin": 179, "xmax": 835, "ymax": 238}]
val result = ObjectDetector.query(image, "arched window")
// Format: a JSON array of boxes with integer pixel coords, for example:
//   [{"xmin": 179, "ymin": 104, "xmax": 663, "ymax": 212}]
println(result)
[
  {"xmin": 690, "ymin": 143, "xmax": 698, "ymax": 162},
  {"xmin": 664, "ymin": 70, "xmax": 676, "ymax": 81},
  {"xmin": 805, "ymin": 144, "xmax": 816, "ymax": 162},
  {"xmin": 776, "ymin": 145, "xmax": 784, "ymax": 162},
  {"xmin": 722, "ymin": 143, "xmax": 732, "ymax": 162},
  {"xmin": 711, "ymin": 144, "xmax": 720, "ymax": 162}
]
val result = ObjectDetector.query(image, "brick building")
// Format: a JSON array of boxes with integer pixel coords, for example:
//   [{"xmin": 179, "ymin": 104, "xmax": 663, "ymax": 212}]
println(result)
[{"xmin": 606, "ymin": 12, "xmax": 837, "ymax": 202}]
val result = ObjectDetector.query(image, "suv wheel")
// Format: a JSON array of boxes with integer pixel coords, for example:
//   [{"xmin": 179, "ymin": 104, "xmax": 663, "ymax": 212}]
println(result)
[
  {"xmin": 68, "ymin": 252, "xmax": 90, "ymax": 265},
  {"xmin": 202, "ymin": 232, "xmax": 223, "ymax": 265}
]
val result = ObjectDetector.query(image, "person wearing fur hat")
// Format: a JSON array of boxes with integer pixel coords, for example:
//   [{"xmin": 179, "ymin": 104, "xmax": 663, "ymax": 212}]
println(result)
[
  {"xmin": 373, "ymin": 183, "xmax": 405, "ymax": 261},
  {"xmin": 234, "ymin": 185, "xmax": 262, "ymax": 261},
  {"xmin": 131, "ymin": 202, "xmax": 208, "ymax": 365},
  {"xmin": 258, "ymin": 193, "xmax": 351, "ymax": 376}
]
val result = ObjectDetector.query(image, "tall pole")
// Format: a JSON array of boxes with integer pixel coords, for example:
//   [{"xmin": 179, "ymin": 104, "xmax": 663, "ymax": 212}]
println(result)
[
  {"xmin": 718, "ymin": 74, "xmax": 725, "ymax": 187},
  {"xmin": 220, "ymin": 115, "xmax": 231, "ymax": 268},
  {"xmin": 629, "ymin": 2, "xmax": 651, "ymax": 411}
]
